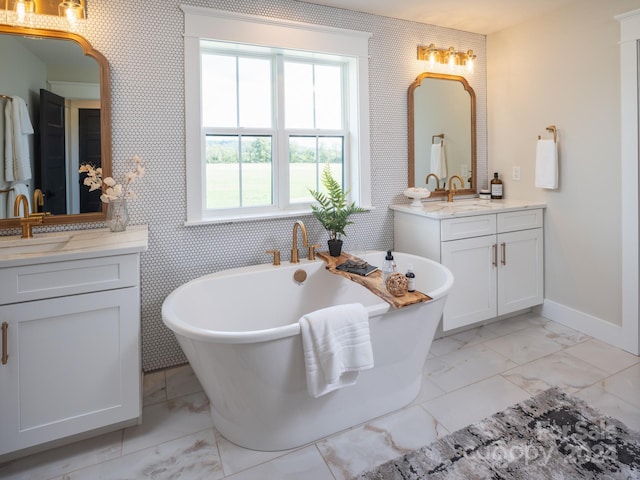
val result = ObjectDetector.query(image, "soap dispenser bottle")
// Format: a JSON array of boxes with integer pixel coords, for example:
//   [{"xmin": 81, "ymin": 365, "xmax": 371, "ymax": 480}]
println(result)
[
  {"xmin": 405, "ymin": 264, "xmax": 416, "ymax": 292},
  {"xmin": 490, "ymin": 172, "xmax": 503, "ymax": 199},
  {"xmin": 382, "ymin": 250, "xmax": 397, "ymax": 284}
]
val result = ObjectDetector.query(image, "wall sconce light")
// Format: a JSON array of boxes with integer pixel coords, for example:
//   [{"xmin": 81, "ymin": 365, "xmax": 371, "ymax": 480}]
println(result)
[
  {"xmin": 418, "ymin": 44, "xmax": 477, "ymax": 74},
  {"xmin": 58, "ymin": 0, "xmax": 85, "ymax": 25},
  {"xmin": 2, "ymin": 0, "xmax": 86, "ymax": 30}
]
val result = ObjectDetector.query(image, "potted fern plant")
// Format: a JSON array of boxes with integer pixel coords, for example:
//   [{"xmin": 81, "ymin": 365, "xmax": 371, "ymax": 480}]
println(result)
[{"xmin": 309, "ymin": 164, "xmax": 366, "ymax": 256}]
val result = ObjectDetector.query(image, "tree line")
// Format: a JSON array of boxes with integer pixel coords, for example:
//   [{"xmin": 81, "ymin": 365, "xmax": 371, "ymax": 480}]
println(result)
[{"xmin": 206, "ymin": 137, "xmax": 342, "ymax": 164}]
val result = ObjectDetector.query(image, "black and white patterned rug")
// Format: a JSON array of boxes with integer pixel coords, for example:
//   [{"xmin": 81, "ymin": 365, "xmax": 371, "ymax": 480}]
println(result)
[{"xmin": 356, "ymin": 388, "xmax": 640, "ymax": 479}]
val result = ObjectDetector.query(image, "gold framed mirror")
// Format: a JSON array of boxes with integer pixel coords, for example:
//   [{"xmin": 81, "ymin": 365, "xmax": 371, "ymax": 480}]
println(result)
[
  {"xmin": 408, "ymin": 72, "xmax": 476, "ymax": 197},
  {"xmin": 0, "ymin": 24, "xmax": 110, "ymax": 228}
]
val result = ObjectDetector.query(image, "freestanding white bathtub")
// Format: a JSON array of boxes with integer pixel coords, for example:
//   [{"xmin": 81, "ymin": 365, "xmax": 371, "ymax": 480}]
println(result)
[{"xmin": 162, "ymin": 251, "xmax": 453, "ymax": 451}]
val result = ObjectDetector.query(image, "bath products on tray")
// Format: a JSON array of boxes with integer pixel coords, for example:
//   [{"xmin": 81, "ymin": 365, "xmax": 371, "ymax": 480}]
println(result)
[
  {"xmin": 382, "ymin": 250, "xmax": 397, "ymax": 284},
  {"xmin": 336, "ymin": 259, "xmax": 379, "ymax": 276},
  {"xmin": 405, "ymin": 264, "xmax": 416, "ymax": 292}
]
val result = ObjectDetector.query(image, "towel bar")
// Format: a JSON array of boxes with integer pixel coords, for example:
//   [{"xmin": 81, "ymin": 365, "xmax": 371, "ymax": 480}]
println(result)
[
  {"xmin": 432, "ymin": 133, "xmax": 444, "ymax": 144},
  {"xmin": 537, "ymin": 125, "xmax": 557, "ymax": 143}
]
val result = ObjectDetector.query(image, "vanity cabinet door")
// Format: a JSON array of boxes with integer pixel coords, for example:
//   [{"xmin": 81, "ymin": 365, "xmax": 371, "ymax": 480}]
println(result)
[
  {"xmin": 497, "ymin": 228, "xmax": 544, "ymax": 316},
  {"xmin": 0, "ymin": 288, "xmax": 140, "ymax": 456},
  {"xmin": 441, "ymin": 234, "xmax": 498, "ymax": 330}
]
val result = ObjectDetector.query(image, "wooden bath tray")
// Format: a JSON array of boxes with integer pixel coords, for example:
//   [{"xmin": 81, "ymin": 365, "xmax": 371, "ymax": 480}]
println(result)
[{"xmin": 316, "ymin": 251, "xmax": 432, "ymax": 309}]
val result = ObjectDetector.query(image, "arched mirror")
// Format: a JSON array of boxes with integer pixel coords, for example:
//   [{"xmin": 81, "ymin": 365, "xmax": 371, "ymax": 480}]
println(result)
[
  {"xmin": 408, "ymin": 72, "xmax": 476, "ymax": 197},
  {"xmin": 0, "ymin": 25, "xmax": 111, "ymax": 227}
]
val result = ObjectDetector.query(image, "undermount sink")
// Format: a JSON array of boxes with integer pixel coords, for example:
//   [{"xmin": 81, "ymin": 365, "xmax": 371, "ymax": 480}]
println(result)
[
  {"xmin": 435, "ymin": 201, "xmax": 494, "ymax": 212},
  {"xmin": 0, "ymin": 234, "xmax": 72, "ymax": 256}
]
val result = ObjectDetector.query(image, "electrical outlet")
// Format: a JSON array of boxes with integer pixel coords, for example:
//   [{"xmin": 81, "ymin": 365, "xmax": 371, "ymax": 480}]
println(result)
[{"xmin": 512, "ymin": 166, "xmax": 521, "ymax": 181}]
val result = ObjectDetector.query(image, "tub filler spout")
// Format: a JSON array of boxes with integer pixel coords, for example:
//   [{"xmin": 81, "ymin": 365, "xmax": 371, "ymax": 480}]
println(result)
[{"xmin": 290, "ymin": 220, "xmax": 308, "ymax": 263}]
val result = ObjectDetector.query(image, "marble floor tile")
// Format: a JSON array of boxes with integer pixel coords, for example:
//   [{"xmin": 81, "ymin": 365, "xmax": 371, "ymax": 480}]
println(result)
[
  {"xmin": 600, "ymin": 363, "xmax": 640, "ymax": 409},
  {"xmin": 429, "ymin": 336, "xmax": 465, "ymax": 356},
  {"xmin": 0, "ymin": 431, "xmax": 122, "ymax": 480},
  {"xmin": 450, "ymin": 325, "xmax": 500, "ymax": 347},
  {"xmin": 225, "ymin": 446, "xmax": 334, "ymax": 480},
  {"xmin": 421, "ymin": 375, "xmax": 531, "ymax": 433},
  {"xmin": 215, "ymin": 430, "xmax": 293, "ymax": 476},
  {"xmin": 424, "ymin": 344, "xmax": 518, "ymax": 392},
  {"xmin": 411, "ymin": 376, "xmax": 446, "ymax": 405},
  {"xmin": 65, "ymin": 429, "xmax": 223, "ymax": 480},
  {"xmin": 564, "ymin": 339, "xmax": 640, "ymax": 374},
  {"xmin": 575, "ymin": 384, "xmax": 640, "ymax": 432},
  {"xmin": 317, "ymin": 404, "xmax": 448, "ymax": 480},
  {"xmin": 143, "ymin": 370, "xmax": 167, "ymax": 407},
  {"xmin": 483, "ymin": 327, "xmax": 566, "ymax": 364},
  {"xmin": 165, "ymin": 364, "xmax": 203, "ymax": 400},
  {"xmin": 502, "ymin": 351, "xmax": 610, "ymax": 395},
  {"xmin": 536, "ymin": 320, "xmax": 592, "ymax": 347},
  {"xmin": 122, "ymin": 392, "xmax": 213, "ymax": 456},
  {"xmin": 484, "ymin": 312, "xmax": 547, "ymax": 336}
]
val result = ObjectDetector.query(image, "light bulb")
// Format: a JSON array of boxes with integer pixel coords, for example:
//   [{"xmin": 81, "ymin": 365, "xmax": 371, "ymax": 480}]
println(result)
[
  {"xmin": 58, "ymin": 0, "xmax": 85, "ymax": 27},
  {"xmin": 14, "ymin": 0, "xmax": 34, "ymax": 24}
]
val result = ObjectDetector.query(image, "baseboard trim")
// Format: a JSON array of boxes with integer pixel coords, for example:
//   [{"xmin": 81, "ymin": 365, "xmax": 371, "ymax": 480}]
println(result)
[{"xmin": 537, "ymin": 300, "xmax": 638, "ymax": 355}]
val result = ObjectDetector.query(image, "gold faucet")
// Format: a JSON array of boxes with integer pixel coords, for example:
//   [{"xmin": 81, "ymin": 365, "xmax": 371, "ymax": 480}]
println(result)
[
  {"xmin": 13, "ymin": 194, "xmax": 43, "ymax": 239},
  {"xmin": 33, "ymin": 189, "xmax": 44, "ymax": 214},
  {"xmin": 425, "ymin": 173, "xmax": 443, "ymax": 191},
  {"xmin": 290, "ymin": 220, "xmax": 308, "ymax": 263},
  {"xmin": 446, "ymin": 175, "xmax": 464, "ymax": 202}
]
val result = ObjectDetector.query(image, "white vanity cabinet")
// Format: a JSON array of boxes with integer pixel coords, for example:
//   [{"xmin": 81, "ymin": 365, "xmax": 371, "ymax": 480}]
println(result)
[
  {"xmin": 0, "ymin": 226, "xmax": 147, "ymax": 458},
  {"xmin": 393, "ymin": 204, "xmax": 544, "ymax": 331}
]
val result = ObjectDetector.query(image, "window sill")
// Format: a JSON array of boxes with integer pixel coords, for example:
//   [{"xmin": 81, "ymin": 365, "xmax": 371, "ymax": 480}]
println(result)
[{"xmin": 184, "ymin": 205, "xmax": 374, "ymax": 226}]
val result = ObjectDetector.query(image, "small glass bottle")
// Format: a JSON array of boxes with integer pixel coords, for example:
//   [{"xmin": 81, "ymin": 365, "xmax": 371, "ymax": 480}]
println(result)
[
  {"xmin": 382, "ymin": 250, "xmax": 397, "ymax": 285},
  {"xmin": 405, "ymin": 264, "xmax": 416, "ymax": 292},
  {"xmin": 490, "ymin": 172, "xmax": 503, "ymax": 199}
]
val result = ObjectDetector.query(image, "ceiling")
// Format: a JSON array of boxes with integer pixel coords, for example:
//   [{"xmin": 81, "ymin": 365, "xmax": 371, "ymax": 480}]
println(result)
[{"xmin": 301, "ymin": 0, "xmax": 578, "ymax": 34}]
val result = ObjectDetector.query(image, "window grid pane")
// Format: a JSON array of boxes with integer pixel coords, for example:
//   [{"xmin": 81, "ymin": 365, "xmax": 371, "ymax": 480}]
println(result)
[
  {"xmin": 284, "ymin": 61, "xmax": 343, "ymax": 130},
  {"xmin": 205, "ymin": 135, "xmax": 273, "ymax": 209},
  {"xmin": 238, "ymin": 57, "xmax": 272, "ymax": 128},
  {"xmin": 202, "ymin": 54, "xmax": 238, "ymax": 128},
  {"xmin": 289, "ymin": 135, "xmax": 344, "ymax": 204}
]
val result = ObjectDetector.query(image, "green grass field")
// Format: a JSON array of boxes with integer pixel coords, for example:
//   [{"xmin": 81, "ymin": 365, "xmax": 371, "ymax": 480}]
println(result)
[{"xmin": 206, "ymin": 163, "xmax": 343, "ymax": 208}]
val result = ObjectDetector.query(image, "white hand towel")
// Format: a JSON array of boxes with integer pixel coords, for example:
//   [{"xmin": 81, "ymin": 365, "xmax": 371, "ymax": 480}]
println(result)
[
  {"xmin": 535, "ymin": 139, "xmax": 558, "ymax": 189},
  {"xmin": 4, "ymin": 100, "xmax": 14, "ymax": 183},
  {"xmin": 430, "ymin": 142, "xmax": 447, "ymax": 179},
  {"xmin": 299, "ymin": 303, "xmax": 374, "ymax": 398},
  {"xmin": 9, "ymin": 96, "xmax": 34, "ymax": 182}
]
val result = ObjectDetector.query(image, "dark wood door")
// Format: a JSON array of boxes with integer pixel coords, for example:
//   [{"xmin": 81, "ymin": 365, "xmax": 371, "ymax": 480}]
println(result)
[
  {"xmin": 37, "ymin": 89, "xmax": 66, "ymax": 214},
  {"xmin": 78, "ymin": 108, "xmax": 102, "ymax": 213}
]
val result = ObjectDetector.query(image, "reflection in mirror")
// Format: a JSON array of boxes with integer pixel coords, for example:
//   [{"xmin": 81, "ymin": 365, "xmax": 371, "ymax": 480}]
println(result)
[
  {"xmin": 408, "ymin": 72, "xmax": 476, "ymax": 198},
  {"xmin": 0, "ymin": 25, "xmax": 110, "ymax": 227}
]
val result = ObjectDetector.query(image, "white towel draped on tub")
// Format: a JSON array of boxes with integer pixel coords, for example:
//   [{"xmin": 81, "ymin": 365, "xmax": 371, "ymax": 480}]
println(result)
[
  {"xmin": 535, "ymin": 139, "xmax": 558, "ymax": 189},
  {"xmin": 299, "ymin": 303, "xmax": 374, "ymax": 398},
  {"xmin": 430, "ymin": 142, "xmax": 447, "ymax": 179}
]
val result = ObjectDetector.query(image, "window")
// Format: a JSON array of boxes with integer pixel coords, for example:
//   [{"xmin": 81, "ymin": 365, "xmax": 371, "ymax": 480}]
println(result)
[{"xmin": 183, "ymin": 6, "xmax": 371, "ymax": 224}]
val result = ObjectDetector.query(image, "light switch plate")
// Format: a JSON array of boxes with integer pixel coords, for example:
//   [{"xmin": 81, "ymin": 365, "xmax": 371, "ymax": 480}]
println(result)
[{"xmin": 512, "ymin": 166, "xmax": 521, "ymax": 181}]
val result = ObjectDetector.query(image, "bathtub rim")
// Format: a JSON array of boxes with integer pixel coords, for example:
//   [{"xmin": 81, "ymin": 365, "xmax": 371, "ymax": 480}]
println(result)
[{"xmin": 162, "ymin": 251, "xmax": 453, "ymax": 344}]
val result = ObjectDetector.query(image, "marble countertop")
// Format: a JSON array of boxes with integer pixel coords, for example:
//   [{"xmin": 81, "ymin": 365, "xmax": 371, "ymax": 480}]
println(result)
[
  {"xmin": 390, "ymin": 199, "xmax": 546, "ymax": 220},
  {"xmin": 0, "ymin": 224, "xmax": 149, "ymax": 267}
]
